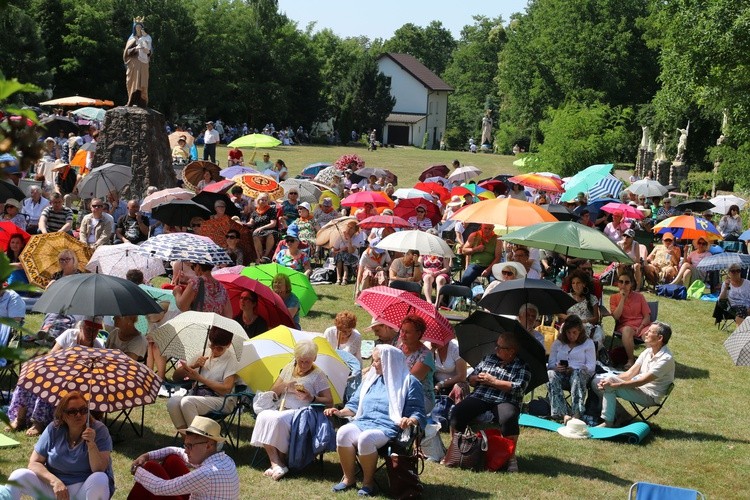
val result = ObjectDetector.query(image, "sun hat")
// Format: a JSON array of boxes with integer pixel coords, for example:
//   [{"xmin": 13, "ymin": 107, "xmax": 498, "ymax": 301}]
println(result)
[
  {"xmin": 178, "ymin": 415, "xmax": 225, "ymax": 443},
  {"xmin": 4, "ymin": 198, "xmax": 20, "ymax": 210},
  {"xmin": 623, "ymin": 228, "xmax": 635, "ymax": 238},
  {"xmin": 369, "ymin": 239, "xmax": 386, "ymax": 254},
  {"xmin": 446, "ymin": 195, "xmax": 463, "ymax": 208},
  {"xmin": 205, "ymin": 121, "xmax": 214, "ymax": 125},
  {"xmin": 491, "ymin": 261, "xmax": 527, "ymax": 281},
  {"xmin": 285, "ymin": 226, "xmax": 299, "ymax": 240},
  {"xmin": 365, "ymin": 317, "xmax": 385, "ymax": 330},
  {"xmin": 557, "ymin": 418, "xmax": 591, "ymax": 439},
  {"xmin": 322, "ymin": 197, "xmax": 333, "ymax": 207},
  {"xmin": 662, "ymin": 231, "xmax": 675, "ymax": 241},
  {"xmin": 298, "ymin": 202, "xmax": 311, "ymax": 211},
  {"xmin": 44, "ymin": 137, "xmax": 56, "ymax": 144},
  {"xmin": 51, "ymin": 159, "xmax": 70, "ymax": 171}
]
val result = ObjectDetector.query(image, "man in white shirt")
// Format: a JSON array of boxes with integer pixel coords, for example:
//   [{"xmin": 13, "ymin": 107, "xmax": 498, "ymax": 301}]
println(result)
[
  {"xmin": 79, "ymin": 198, "xmax": 113, "ymax": 249},
  {"xmin": 202, "ymin": 122, "xmax": 220, "ymax": 163},
  {"xmin": 21, "ymin": 185, "xmax": 49, "ymax": 233}
]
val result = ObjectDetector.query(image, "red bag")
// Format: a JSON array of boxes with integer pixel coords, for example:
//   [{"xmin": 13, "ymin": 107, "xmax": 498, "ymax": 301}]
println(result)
[{"xmin": 483, "ymin": 429, "xmax": 516, "ymax": 472}]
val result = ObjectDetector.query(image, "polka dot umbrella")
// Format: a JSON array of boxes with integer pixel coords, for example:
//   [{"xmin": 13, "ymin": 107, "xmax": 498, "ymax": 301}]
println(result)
[
  {"xmin": 232, "ymin": 173, "xmax": 285, "ymax": 200},
  {"xmin": 16, "ymin": 346, "xmax": 161, "ymax": 413}
]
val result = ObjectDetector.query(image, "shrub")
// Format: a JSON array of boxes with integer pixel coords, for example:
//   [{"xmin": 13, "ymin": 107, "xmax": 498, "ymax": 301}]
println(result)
[{"xmin": 443, "ymin": 127, "xmax": 466, "ymax": 151}]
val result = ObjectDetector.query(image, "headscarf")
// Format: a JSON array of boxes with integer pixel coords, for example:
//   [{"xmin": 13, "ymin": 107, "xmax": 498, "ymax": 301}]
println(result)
[{"xmin": 355, "ymin": 344, "xmax": 411, "ymax": 424}]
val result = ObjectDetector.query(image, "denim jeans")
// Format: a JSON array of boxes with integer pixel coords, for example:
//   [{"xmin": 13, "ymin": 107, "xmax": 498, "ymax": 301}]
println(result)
[{"xmin": 460, "ymin": 263, "xmax": 487, "ymax": 287}]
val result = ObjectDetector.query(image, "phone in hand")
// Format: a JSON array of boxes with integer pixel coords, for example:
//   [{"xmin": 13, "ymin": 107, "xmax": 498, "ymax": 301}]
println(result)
[{"xmin": 559, "ymin": 359, "xmax": 569, "ymax": 367}]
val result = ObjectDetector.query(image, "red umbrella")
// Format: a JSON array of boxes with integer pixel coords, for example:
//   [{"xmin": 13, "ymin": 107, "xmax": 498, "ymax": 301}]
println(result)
[
  {"xmin": 600, "ymin": 202, "xmax": 644, "ymax": 220},
  {"xmin": 356, "ymin": 286, "xmax": 454, "ymax": 346},
  {"xmin": 393, "ymin": 198, "xmax": 441, "ymax": 227},
  {"xmin": 201, "ymin": 179, "xmax": 236, "ymax": 194},
  {"xmin": 450, "ymin": 186, "xmax": 474, "ymax": 198},
  {"xmin": 419, "ymin": 164, "xmax": 449, "ymax": 182},
  {"xmin": 214, "ymin": 274, "xmax": 295, "ymax": 329},
  {"xmin": 478, "ymin": 180, "xmax": 508, "ymax": 196},
  {"xmin": 0, "ymin": 221, "xmax": 30, "ymax": 251},
  {"xmin": 414, "ymin": 182, "xmax": 450, "ymax": 203},
  {"xmin": 359, "ymin": 215, "xmax": 413, "ymax": 230},
  {"xmin": 341, "ymin": 191, "xmax": 392, "ymax": 208}
]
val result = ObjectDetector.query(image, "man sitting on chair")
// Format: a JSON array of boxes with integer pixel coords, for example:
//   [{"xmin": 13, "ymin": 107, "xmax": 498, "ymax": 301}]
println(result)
[{"xmin": 591, "ymin": 321, "xmax": 675, "ymax": 427}]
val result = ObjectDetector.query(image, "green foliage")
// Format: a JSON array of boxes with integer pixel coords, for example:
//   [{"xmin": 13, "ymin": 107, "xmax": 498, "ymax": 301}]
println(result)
[
  {"xmin": 683, "ymin": 170, "xmax": 715, "ymax": 197},
  {"xmin": 381, "ymin": 21, "xmax": 456, "ymax": 75},
  {"xmin": 0, "ymin": 4, "xmax": 52, "ymax": 89},
  {"xmin": 442, "ymin": 127, "xmax": 466, "ymax": 151},
  {"xmin": 0, "ymin": 76, "xmax": 43, "ymax": 173},
  {"xmin": 421, "ymin": 132, "xmax": 429, "ymax": 150}
]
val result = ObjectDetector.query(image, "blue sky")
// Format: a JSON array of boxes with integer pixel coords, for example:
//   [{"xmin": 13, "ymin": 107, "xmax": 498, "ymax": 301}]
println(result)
[{"xmin": 276, "ymin": 0, "xmax": 529, "ymax": 40}]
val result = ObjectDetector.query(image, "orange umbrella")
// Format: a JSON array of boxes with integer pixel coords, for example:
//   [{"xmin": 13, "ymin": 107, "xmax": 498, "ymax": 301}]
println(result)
[
  {"xmin": 232, "ymin": 174, "xmax": 285, "ymax": 200},
  {"xmin": 168, "ymin": 131, "xmax": 195, "ymax": 148},
  {"xmin": 39, "ymin": 96, "xmax": 114, "ymax": 107},
  {"xmin": 508, "ymin": 173, "xmax": 564, "ymax": 193},
  {"xmin": 183, "ymin": 161, "xmax": 221, "ymax": 187},
  {"xmin": 450, "ymin": 197, "xmax": 559, "ymax": 230},
  {"xmin": 198, "ymin": 216, "xmax": 255, "ymax": 263},
  {"xmin": 70, "ymin": 149, "xmax": 87, "ymax": 168}
]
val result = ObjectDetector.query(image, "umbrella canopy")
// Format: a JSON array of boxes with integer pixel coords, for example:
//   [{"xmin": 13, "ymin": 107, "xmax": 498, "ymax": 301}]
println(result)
[
  {"xmin": 376, "ymin": 230, "xmax": 455, "ymax": 258},
  {"xmin": 135, "ymin": 232, "xmax": 234, "ymax": 266},
  {"xmin": 393, "ymin": 198, "xmax": 441, "ymax": 226},
  {"xmin": 450, "ymin": 186, "xmax": 474, "ymax": 199},
  {"xmin": 33, "ymin": 273, "xmax": 162, "ymax": 316},
  {"xmin": 0, "ymin": 180, "xmax": 26, "ymax": 203},
  {"xmin": 168, "ymin": 131, "xmax": 194, "ymax": 148},
  {"xmin": 455, "ymin": 311, "xmax": 547, "ymax": 392},
  {"xmin": 676, "ymin": 199, "xmax": 715, "ymax": 213},
  {"xmin": 541, "ymin": 203, "xmax": 578, "ymax": 222},
  {"xmin": 241, "ymin": 263, "xmax": 318, "ymax": 316},
  {"xmin": 40, "ymin": 96, "xmax": 114, "ymax": 107},
  {"xmin": 356, "ymin": 286, "xmax": 455, "ymax": 346},
  {"xmin": 359, "ymin": 215, "xmax": 412, "ymax": 230},
  {"xmin": 560, "ymin": 164, "xmax": 615, "ymax": 202},
  {"xmin": 626, "ymin": 179, "xmax": 669, "ymax": 198},
  {"xmin": 587, "ymin": 174, "xmax": 623, "ymax": 201},
  {"xmin": 697, "ymin": 252, "xmax": 750, "ymax": 272},
  {"xmin": 653, "ymin": 215, "xmax": 722, "ymax": 241},
  {"xmin": 237, "ymin": 326, "xmax": 350, "ymax": 403},
  {"xmin": 19, "ymin": 232, "xmax": 91, "ymax": 288},
  {"xmin": 419, "ymin": 164, "xmax": 450, "ymax": 182},
  {"xmin": 318, "ymin": 190, "xmax": 341, "ymax": 210},
  {"xmin": 600, "ymin": 202, "xmax": 644, "ymax": 220},
  {"xmin": 80, "ymin": 142, "xmax": 97, "ymax": 153},
  {"xmin": 478, "ymin": 179, "xmax": 509, "ymax": 196},
  {"xmin": 16, "ymin": 346, "xmax": 161, "ymax": 413},
  {"xmin": 710, "ymin": 195, "xmax": 747, "ymax": 214},
  {"xmin": 280, "ymin": 179, "xmax": 323, "ymax": 205},
  {"xmin": 85, "ymin": 242, "xmax": 165, "ymax": 281},
  {"xmin": 71, "ymin": 107, "xmax": 106, "ymax": 122},
  {"xmin": 152, "ymin": 311, "xmax": 249, "ymax": 363},
  {"xmin": 227, "ymin": 134, "xmax": 282, "ymax": 149},
  {"xmin": 76, "ymin": 163, "xmax": 132, "ymax": 199},
  {"xmin": 192, "ymin": 192, "xmax": 241, "ymax": 218},
  {"xmin": 200, "ymin": 179, "xmax": 236, "ymax": 195},
  {"xmin": 450, "ymin": 197, "xmax": 558, "ymax": 229},
  {"xmin": 135, "ymin": 285, "xmax": 178, "ymax": 334},
  {"xmin": 314, "ymin": 165, "xmax": 341, "ymax": 185},
  {"xmin": 183, "ymin": 160, "xmax": 221, "ymax": 187},
  {"xmin": 151, "ymin": 199, "xmax": 212, "ymax": 228},
  {"xmin": 724, "ymin": 319, "xmax": 750, "ymax": 366},
  {"xmin": 69, "ymin": 149, "xmax": 87, "ymax": 169},
  {"xmin": 219, "ymin": 166, "xmax": 259, "ymax": 179},
  {"xmin": 315, "ymin": 216, "xmax": 357, "ymax": 249},
  {"xmin": 198, "ymin": 217, "xmax": 252, "ymax": 260},
  {"xmin": 300, "ymin": 162, "xmax": 331, "ymax": 179},
  {"xmin": 0, "ymin": 221, "xmax": 30, "ymax": 251},
  {"xmin": 462, "ymin": 182, "xmax": 495, "ymax": 200},
  {"xmin": 40, "ymin": 116, "xmax": 79, "ymax": 137},
  {"xmin": 501, "ymin": 221, "xmax": 633, "ymax": 263},
  {"xmin": 414, "ymin": 182, "xmax": 450, "ymax": 203},
  {"xmin": 141, "ymin": 187, "xmax": 194, "ymax": 212},
  {"xmin": 232, "ymin": 174, "xmax": 284, "ymax": 199},
  {"xmin": 214, "ymin": 274, "xmax": 294, "ymax": 329},
  {"xmin": 508, "ymin": 173, "xmax": 564, "ymax": 193},
  {"xmin": 478, "ymin": 278, "xmax": 577, "ymax": 316},
  {"xmin": 393, "ymin": 188, "xmax": 433, "ymax": 201},
  {"xmin": 341, "ymin": 191, "xmax": 392, "ymax": 208},
  {"xmin": 448, "ymin": 166, "xmax": 482, "ymax": 183}
]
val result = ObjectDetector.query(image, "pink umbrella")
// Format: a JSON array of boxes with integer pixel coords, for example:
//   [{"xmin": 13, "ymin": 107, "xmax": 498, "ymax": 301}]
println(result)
[
  {"xmin": 214, "ymin": 273, "xmax": 295, "ymax": 329},
  {"xmin": 341, "ymin": 190, "xmax": 392, "ymax": 208},
  {"xmin": 141, "ymin": 188, "xmax": 194, "ymax": 212},
  {"xmin": 600, "ymin": 202, "xmax": 644, "ymax": 220},
  {"xmin": 359, "ymin": 215, "xmax": 413, "ymax": 230},
  {"xmin": 356, "ymin": 286, "xmax": 454, "ymax": 346},
  {"xmin": 201, "ymin": 179, "xmax": 236, "ymax": 194}
]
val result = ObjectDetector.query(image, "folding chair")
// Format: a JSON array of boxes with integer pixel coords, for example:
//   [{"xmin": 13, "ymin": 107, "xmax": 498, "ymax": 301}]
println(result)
[
  {"xmin": 628, "ymin": 480, "xmax": 705, "ymax": 500},
  {"xmin": 389, "ymin": 280, "xmax": 423, "ymax": 297},
  {"xmin": 105, "ymin": 405, "xmax": 146, "ymax": 438},
  {"xmin": 204, "ymin": 384, "xmax": 255, "ymax": 451},
  {"xmin": 624, "ymin": 382, "xmax": 674, "ymax": 424},
  {"xmin": 608, "ymin": 301, "xmax": 658, "ymax": 351},
  {"xmin": 713, "ymin": 301, "xmax": 736, "ymax": 331},
  {"xmin": 0, "ymin": 325, "xmax": 20, "ymax": 405},
  {"xmin": 364, "ymin": 424, "xmax": 423, "ymax": 495},
  {"xmin": 436, "ymin": 284, "xmax": 474, "ymax": 322}
]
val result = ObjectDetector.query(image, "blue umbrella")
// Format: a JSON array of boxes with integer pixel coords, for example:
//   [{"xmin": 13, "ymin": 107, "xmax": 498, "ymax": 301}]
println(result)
[
  {"xmin": 300, "ymin": 162, "xmax": 331, "ymax": 178},
  {"xmin": 560, "ymin": 164, "xmax": 614, "ymax": 202},
  {"xmin": 219, "ymin": 166, "xmax": 259, "ymax": 179},
  {"xmin": 575, "ymin": 197, "xmax": 620, "ymax": 221},
  {"xmin": 739, "ymin": 229, "xmax": 750, "ymax": 241}
]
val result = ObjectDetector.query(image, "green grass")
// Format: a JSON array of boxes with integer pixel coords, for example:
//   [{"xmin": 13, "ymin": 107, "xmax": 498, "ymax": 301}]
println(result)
[{"xmin": 3, "ymin": 146, "xmax": 750, "ymax": 498}]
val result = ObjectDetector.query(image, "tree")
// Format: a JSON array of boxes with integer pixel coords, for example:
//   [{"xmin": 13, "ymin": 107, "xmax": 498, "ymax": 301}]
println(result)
[
  {"xmin": 382, "ymin": 21, "xmax": 456, "ymax": 75},
  {"xmin": 0, "ymin": 5, "xmax": 51, "ymax": 90}
]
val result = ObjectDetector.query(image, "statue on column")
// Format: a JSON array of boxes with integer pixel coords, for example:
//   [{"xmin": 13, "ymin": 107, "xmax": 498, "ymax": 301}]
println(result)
[
  {"xmin": 480, "ymin": 109, "xmax": 493, "ymax": 146},
  {"xmin": 123, "ymin": 17, "xmax": 152, "ymax": 107},
  {"xmin": 675, "ymin": 121, "xmax": 689, "ymax": 162},
  {"xmin": 640, "ymin": 126, "xmax": 649, "ymax": 150}
]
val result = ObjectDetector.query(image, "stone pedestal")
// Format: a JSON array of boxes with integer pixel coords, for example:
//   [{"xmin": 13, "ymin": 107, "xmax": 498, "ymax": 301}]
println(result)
[
  {"xmin": 670, "ymin": 161, "xmax": 689, "ymax": 190},
  {"xmin": 654, "ymin": 160, "xmax": 671, "ymax": 186},
  {"xmin": 93, "ymin": 107, "xmax": 176, "ymax": 199}
]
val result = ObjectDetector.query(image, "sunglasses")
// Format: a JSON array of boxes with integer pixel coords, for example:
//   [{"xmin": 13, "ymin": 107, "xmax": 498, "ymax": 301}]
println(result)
[
  {"xmin": 618, "ymin": 280, "xmax": 631, "ymax": 285},
  {"xmin": 91, "ymin": 204, "xmax": 103, "ymax": 208},
  {"xmin": 64, "ymin": 407, "xmax": 88, "ymax": 416},
  {"xmin": 663, "ymin": 239, "xmax": 673, "ymax": 242},
  {"xmin": 289, "ymin": 192, "xmax": 298, "ymax": 195},
  {"xmin": 59, "ymin": 257, "xmax": 72, "ymax": 262},
  {"xmin": 226, "ymin": 235, "xmax": 238, "ymax": 239},
  {"xmin": 697, "ymin": 241, "xmax": 707, "ymax": 245},
  {"xmin": 501, "ymin": 270, "xmax": 515, "ymax": 276},
  {"xmin": 730, "ymin": 269, "xmax": 741, "ymax": 274},
  {"xmin": 285, "ymin": 237, "xmax": 297, "ymax": 243}
]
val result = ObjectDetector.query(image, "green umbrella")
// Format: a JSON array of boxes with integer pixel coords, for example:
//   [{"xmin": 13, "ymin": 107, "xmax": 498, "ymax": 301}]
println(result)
[
  {"xmin": 501, "ymin": 221, "xmax": 633, "ymax": 263},
  {"xmin": 135, "ymin": 285, "xmax": 177, "ymax": 334},
  {"xmin": 559, "ymin": 163, "xmax": 614, "ymax": 202},
  {"xmin": 512, "ymin": 155, "xmax": 538, "ymax": 168},
  {"xmin": 240, "ymin": 263, "xmax": 317, "ymax": 316},
  {"xmin": 227, "ymin": 133, "xmax": 282, "ymax": 149}
]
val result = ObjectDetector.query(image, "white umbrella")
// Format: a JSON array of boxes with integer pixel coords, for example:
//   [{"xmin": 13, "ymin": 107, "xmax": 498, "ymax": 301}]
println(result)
[
  {"xmin": 627, "ymin": 179, "xmax": 668, "ymax": 198},
  {"xmin": 393, "ymin": 188, "xmax": 433, "ymax": 201},
  {"xmin": 141, "ymin": 187, "xmax": 194, "ymax": 212},
  {"xmin": 76, "ymin": 163, "xmax": 132, "ymax": 199},
  {"xmin": 85, "ymin": 242, "xmax": 165, "ymax": 281},
  {"xmin": 376, "ymin": 230, "xmax": 455, "ymax": 258},
  {"xmin": 448, "ymin": 166, "xmax": 482, "ymax": 183},
  {"xmin": 151, "ymin": 311, "xmax": 249, "ymax": 363},
  {"xmin": 710, "ymin": 195, "xmax": 747, "ymax": 215},
  {"xmin": 281, "ymin": 179, "xmax": 323, "ymax": 204},
  {"xmin": 725, "ymin": 317, "xmax": 750, "ymax": 366},
  {"xmin": 134, "ymin": 233, "xmax": 233, "ymax": 266}
]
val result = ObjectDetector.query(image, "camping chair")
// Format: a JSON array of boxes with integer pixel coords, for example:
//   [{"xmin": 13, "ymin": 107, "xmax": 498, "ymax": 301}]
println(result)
[
  {"xmin": 0, "ymin": 324, "xmax": 20, "ymax": 405},
  {"xmin": 105, "ymin": 404, "xmax": 147, "ymax": 439},
  {"xmin": 624, "ymin": 382, "xmax": 675, "ymax": 425},
  {"xmin": 203, "ymin": 384, "xmax": 255, "ymax": 451},
  {"xmin": 359, "ymin": 424, "xmax": 423, "ymax": 495},
  {"xmin": 607, "ymin": 301, "xmax": 659, "ymax": 351},
  {"xmin": 389, "ymin": 279, "xmax": 423, "ymax": 297},
  {"xmin": 436, "ymin": 284, "xmax": 475, "ymax": 322},
  {"xmin": 628, "ymin": 480, "xmax": 705, "ymax": 500},
  {"xmin": 712, "ymin": 301, "xmax": 736, "ymax": 331}
]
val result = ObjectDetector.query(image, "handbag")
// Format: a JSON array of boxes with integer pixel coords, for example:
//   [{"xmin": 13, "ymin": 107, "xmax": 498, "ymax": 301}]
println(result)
[
  {"xmin": 385, "ymin": 431, "xmax": 424, "ymax": 499},
  {"xmin": 442, "ymin": 427, "xmax": 487, "ymax": 471},
  {"xmin": 252, "ymin": 390, "xmax": 279, "ymax": 414},
  {"xmin": 483, "ymin": 429, "xmax": 516, "ymax": 471}
]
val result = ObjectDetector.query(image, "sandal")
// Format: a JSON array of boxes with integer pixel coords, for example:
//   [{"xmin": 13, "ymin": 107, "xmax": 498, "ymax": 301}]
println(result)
[
  {"xmin": 332, "ymin": 481, "xmax": 356, "ymax": 493},
  {"xmin": 358, "ymin": 486, "xmax": 376, "ymax": 497},
  {"xmin": 263, "ymin": 467, "xmax": 275, "ymax": 477},
  {"xmin": 271, "ymin": 465, "xmax": 288, "ymax": 480}
]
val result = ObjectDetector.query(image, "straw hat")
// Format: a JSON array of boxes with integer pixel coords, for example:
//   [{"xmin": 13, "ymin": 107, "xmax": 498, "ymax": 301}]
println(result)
[
  {"xmin": 446, "ymin": 195, "xmax": 463, "ymax": 208},
  {"xmin": 178, "ymin": 415, "xmax": 225, "ymax": 443},
  {"xmin": 557, "ymin": 418, "xmax": 591, "ymax": 439}
]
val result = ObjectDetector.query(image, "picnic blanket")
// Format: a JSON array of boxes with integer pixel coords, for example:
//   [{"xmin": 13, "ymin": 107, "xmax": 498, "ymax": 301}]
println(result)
[
  {"xmin": 519, "ymin": 413, "xmax": 651, "ymax": 444},
  {"xmin": 0, "ymin": 433, "xmax": 20, "ymax": 448}
]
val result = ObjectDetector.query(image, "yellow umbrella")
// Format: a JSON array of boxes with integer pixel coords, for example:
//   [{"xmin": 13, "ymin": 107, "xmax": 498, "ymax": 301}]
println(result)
[
  {"xmin": 318, "ymin": 190, "xmax": 341, "ymax": 209},
  {"xmin": 19, "ymin": 232, "xmax": 91, "ymax": 288},
  {"xmin": 237, "ymin": 326, "xmax": 350, "ymax": 404}
]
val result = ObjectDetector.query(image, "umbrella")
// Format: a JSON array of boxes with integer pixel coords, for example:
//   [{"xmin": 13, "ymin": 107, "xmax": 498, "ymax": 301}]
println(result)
[
  {"xmin": 232, "ymin": 174, "xmax": 284, "ymax": 200},
  {"xmin": 359, "ymin": 215, "xmax": 412, "ymax": 230},
  {"xmin": 697, "ymin": 253, "xmax": 750, "ymax": 272},
  {"xmin": 478, "ymin": 278, "xmax": 577, "ymax": 316},
  {"xmin": 511, "ymin": 155, "xmax": 539, "ymax": 168},
  {"xmin": 501, "ymin": 221, "xmax": 633, "ymax": 263},
  {"xmin": 85, "ymin": 242, "xmax": 165, "ymax": 281},
  {"xmin": 478, "ymin": 180, "xmax": 509, "ymax": 195},
  {"xmin": 341, "ymin": 191, "xmax": 392, "ymax": 208},
  {"xmin": 135, "ymin": 285, "xmax": 178, "ymax": 334},
  {"xmin": 40, "ymin": 116, "xmax": 79, "ymax": 137},
  {"xmin": 577, "ymin": 197, "xmax": 621, "ymax": 221},
  {"xmin": 151, "ymin": 311, "xmax": 249, "ymax": 363},
  {"xmin": 626, "ymin": 179, "xmax": 669, "ymax": 198},
  {"xmin": 587, "ymin": 174, "xmax": 623, "ymax": 201},
  {"xmin": 192, "ymin": 192, "xmax": 241, "ymax": 218},
  {"xmin": 392, "ymin": 188, "xmax": 433, "ymax": 201},
  {"xmin": 450, "ymin": 197, "xmax": 558, "ymax": 230},
  {"xmin": 0, "ymin": 221, "xmax": 30, "ymax": 251},
  {"xmin": 356, "ymin": 286, "xmax": 455, "ymax": 347},
  {"xmin": 356, "ymin": 167, "xmax": 389, "ymax": 178},
  {"xmin": 314, "ymin": 165, "xmax": 341, "ymax": 185},
  {"xmin": 448, "ymin": 166, "xmax": 482, "ymax": 183},
  {"xmin": 183, "ymin": 160, "xmax": 221, "ymax": 187},
  {"xmin": 237, "ymin": 326, "xmax": 350, "ymax": 403},
  {"xmin": 424, "ymin": 176, "xmax": 451, "ymax": 186},
  {"xmin": 219, "ymin": 166, "xmax": 259, "ymax": 179},
  {"xmin": 724, "ymin": 319, "xmax": 750, "ymax": 366},
  {"xmin": 0, "ymin": 181, "xmax": 26, "ymax": 203},
  {"xmin": 300, "ymin": 162, "xmax": 331, "ymax": 179},
  {"xmin": 600, "ymin": 202, "xmax": 644, "ymax": 220},
  {"xmin": 413, "ymin": 182, "xmax": 450, "ymax": 203},
  {"xmin": 76, "ymin": 163, "xmax": 132, "ymax": 199},
  {"xmin": 197, "ymin": 217, "xmax": 253, "ymax": 260},
  {"xmin": 227, "ymin": 134, "xmax": 282, "ymax": 149},
  {"xmin": 710, "ymin": 195, "xmax": 747, "ymax": 215},
  {"xmin": 19, "ymin": 232, "xmax": 91, "ymax": 288},
  {"xmin": 559, "ymin": 164, "xmax": 614, "ymax": 202},
  {"xmin": 214, "ymin": 274, "xmax": 294, "ymax": 329},
  {"xmin": 151, "ymin": 200, "xmax": 212, "ymax": 228},
  {"xmin": 676, "ymin": 199, "xmax": 715, "ymax": 213},
  {"xmin": 200, "ymin": 179, "xmax": 236, "ymax": 195},
  {"xmin": 16, "ymin": 346, "xmax": 161, "ymax": 413},
  {"xmin": 33, "ymin": 273, "xmax": 162, "ymax": 316},
  {"xmin": 653, "ymin": 215, "xmax": 722, "ymax": 241},
  {"xmin": 450, "ymin": 186, "xmax": 474, "ymax": 199},
  {"xmin": 462, "ymin": 182, "xmax": 495, "ymax": 200},
  {"xmin": 455, "ymin": 311, "xmax": 547, "ymax": 392},
  {"xmin": 541, "ymin": 204, "xmax": 578, "ymax": 222},
  {"xmin": 168, "ymin": 131, "xmax": 194, "ymax": 148},
  {"xmin": 141, "ymin": 187, "xmax": 194, "ymax": 212},
  {"xmin": 419, "ymin": 164, "xmax": 449, "ymax": 182},
  {"xmin": 376, "ymin": 230, "xmax": 455, "ymax": 258},
  {"xmin": 135, "ymin": 233, "xmax": 234, "ymax": 266},
  {"xmin": 80, "ymin": 142, "xmax": 97, "ymax": 153},
  {"xmin": 241, "ymin": 264, "xmax": 318, "ymax": 316},
  {"xmin": 280, "ymin": 179, "xmax": 323, "ymax": 205},
  {"xmin": 40, "ymin": 96, "xmax": 114, "ymax": 107},
  {"xmin": 71, "ymin": 107, "xmax": 106, "ymax": 122},
  {"xmin": 393, "ymin": 198, "xmax": 441, "ymax": 227},
  {"xmin": 508, "ymin": 173, "xmax": 564, "ymax": 193},
  {"xmin": 315, "ymin": 216, "xmax": 357, "ymax": 249}
]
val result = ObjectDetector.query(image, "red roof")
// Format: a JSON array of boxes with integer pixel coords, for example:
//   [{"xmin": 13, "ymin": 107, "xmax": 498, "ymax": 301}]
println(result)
[{"xmin": 378, "ymin": 53, "xmax": 454, "ymax": 92}]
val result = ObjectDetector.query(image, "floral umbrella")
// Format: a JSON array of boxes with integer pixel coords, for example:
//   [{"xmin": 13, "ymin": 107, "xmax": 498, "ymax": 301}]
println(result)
[
  {"xmin": 232, "ymin": 173, "xmax": 284, "ymax": 199},
  {"xmin": 141, "ymin": 187, "xmax": 194, "ymax": 212},
  {"xmin": 314, "ymin": 165, "xmax": 341, "ymax": 185},
  {"xmin": 19, "ymin": 232, "xmax": 91, "ymax": 288},
  {"xmin": 197, "ymin": 216, "xmax": 254, "ymax": 263},
  {"xmin": 333, "ymin": 154, "xmax": 365, "ymax": 171},
  {"xmin": 183, "ymin": 160, "xmax": 221, "ymax": 187},
  {"xmin": 135, "ymin": 233, "xmax": 233, "ymax": 266}
]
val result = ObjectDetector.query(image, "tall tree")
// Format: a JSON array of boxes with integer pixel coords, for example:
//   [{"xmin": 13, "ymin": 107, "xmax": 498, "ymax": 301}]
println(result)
[
  {"xmin": 333, "ymin": 54, "xmax": 395, "ymax": 137},
  {"xmin": 0, "ymin": 5, "xmax": 51, "ymax": 90},
  {"xmin": 382, "ymin": 21, "xmax": 456, "ymax": 75}
]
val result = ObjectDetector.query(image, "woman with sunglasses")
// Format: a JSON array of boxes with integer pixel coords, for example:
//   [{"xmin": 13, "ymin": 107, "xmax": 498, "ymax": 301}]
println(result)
[
  {"xmin": 224, "ymin": 229, "xmax": 244, "ymax": 266},
  {"xmin": 280, "ymin": 188, "xmax": 300, "ymax": 227},
  {"xmin": 407, "ymin": 205, "xmax": 433, "ymax": 232},
  {"xmin": 610, "ymin": 268, "xmax": 652, "ymax": 369},
  {"xmin": 3, "ymin": 390, "xmax": 114, "ymax": 500},
  {"xmin": 718, "ymin": 263, "xmax": 750, "ymax": 326},
  {"xmin": 671, "ymin": 238, "xmax": 711, "ymax": 286},
  {"xmin": 719, "ymin": 204, "xmax": 742, "ymax": 240},
  {"xmin": 273, "ymin": 227, "xmax": 311, "ymax": 276}
]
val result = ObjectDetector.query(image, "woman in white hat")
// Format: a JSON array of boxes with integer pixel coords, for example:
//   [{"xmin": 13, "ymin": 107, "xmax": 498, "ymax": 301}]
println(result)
[{"xmin": 2, "ymin": 199, "xmax": 26, "ymax": 230}]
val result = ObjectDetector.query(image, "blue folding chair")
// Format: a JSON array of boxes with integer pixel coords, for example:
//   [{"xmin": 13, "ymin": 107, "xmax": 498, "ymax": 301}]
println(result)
[{"xmin": 628, "ymin": 481, "xmax": 705, "ymax": 500}]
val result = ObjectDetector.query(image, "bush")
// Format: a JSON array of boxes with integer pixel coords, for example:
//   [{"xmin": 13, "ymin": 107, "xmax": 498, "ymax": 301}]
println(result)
[
  {"xmin": 443, "ymin": 128, "xmax": 466, "ymax": 151},
  {"xmin": 494, "ymin": 122, "xmax": 530, "ymax": 155}
]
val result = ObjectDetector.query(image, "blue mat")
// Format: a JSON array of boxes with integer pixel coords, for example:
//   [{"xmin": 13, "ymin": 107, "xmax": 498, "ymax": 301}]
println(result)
[{"xmin": 519, "ymin": 413, "xmax": 651, "ymax": 444}]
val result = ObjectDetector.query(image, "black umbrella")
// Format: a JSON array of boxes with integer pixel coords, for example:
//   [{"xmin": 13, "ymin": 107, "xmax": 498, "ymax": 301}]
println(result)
[
  {"xmin": 541, "ymin": 203, "xmax": 578, "ymax": 221},
  {"xmin": 192, "ymin": 191, "xmax": 241, "ymax": 218},
  {"xmin": 676, "ymin": 199, "xmax": 715, "ymax": 213},
  {"xmin": 32, "ymin": 273, "xmax": 162, "ymax": 316},
  {"xmin": 151, "ymin": 199, "xmax": 212, "ymax": 227},
  {"xmin": 478, "ymin": 278, "xmax": 577, "ymax": 316},
  {"xmin": 456, "ymin": 311, "xmax": 547, "ymax": 393},
  {"xmin": 0, "ymin": 180, "xmax": 25, "ymax": 203},
  {"xmin": 40, "ymin": 116, "xmax": 79, "ymax": 137}
]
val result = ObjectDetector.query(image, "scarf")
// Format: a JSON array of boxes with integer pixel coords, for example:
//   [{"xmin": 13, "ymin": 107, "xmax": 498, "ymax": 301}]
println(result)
[{"xmin": 355, "ymin": 344, "xmax": 411, "ymax": 425}]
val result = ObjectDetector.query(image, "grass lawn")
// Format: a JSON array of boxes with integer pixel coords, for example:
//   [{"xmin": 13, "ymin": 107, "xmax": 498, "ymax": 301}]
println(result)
[{"xmin": 2, "ymin": 145, "xmax": 750, "ymax": 498}]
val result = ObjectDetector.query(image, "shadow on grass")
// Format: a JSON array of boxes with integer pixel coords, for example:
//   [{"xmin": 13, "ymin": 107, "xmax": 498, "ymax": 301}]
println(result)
[
  {"xmin": 655, "ymin": 427, "xmax": 750, "ymax": 444},
  {"xmin": 422, "ymin": 484, "xmax": 494, "ymax": 498},
  {"xmin": 306, "ymin": 310, "xmax": 337, "ymax": 320},
  {"xmin": 521, "ymin": 454, "xmax": 631, "ymax": 487},
  {"xmin": 674, "ymin": 361, "xmax": 709, "ymax": 379}
]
